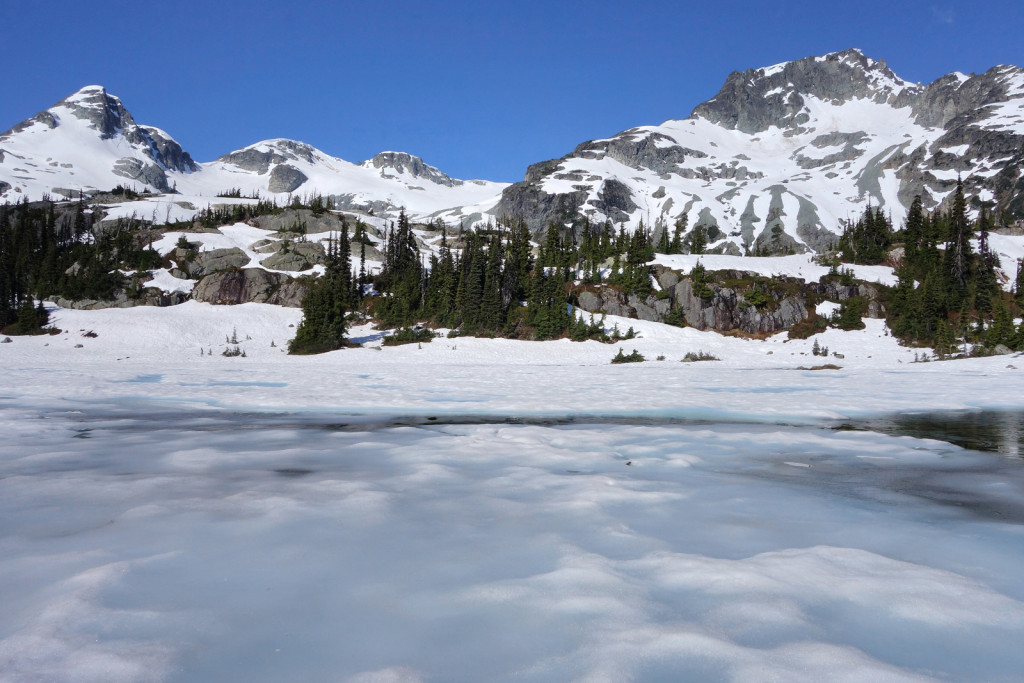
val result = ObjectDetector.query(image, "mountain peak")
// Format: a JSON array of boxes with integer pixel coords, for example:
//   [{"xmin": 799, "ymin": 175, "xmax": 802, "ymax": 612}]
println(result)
[
  {"xmin": 693, "ymin": 50, "xmax": 915, "ymax": 134},
  {"xmin": 0, "ymin": 85, "xmax": 196, "ymax": 196},
  {"xmin": 45, "ymin": 85, "xmax": 138, "ymax": 140},
  {"xmin": 362, "ymin": 152, "xmax": 460, "ymax": 187}
]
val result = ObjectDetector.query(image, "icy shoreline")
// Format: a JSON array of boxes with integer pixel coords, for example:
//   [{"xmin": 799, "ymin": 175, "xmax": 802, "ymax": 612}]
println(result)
[{"xmin": 1, "ymin": 301, "xmax": 1022, "ymax": 422}]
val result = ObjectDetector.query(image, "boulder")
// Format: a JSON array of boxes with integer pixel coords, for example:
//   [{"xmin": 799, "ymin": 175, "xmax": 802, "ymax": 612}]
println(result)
[
  {"xmin": 260, "ymin": 241, "xmax": 325, "ymax": 272},
  {"xmin": 672, "ymin": 278, "xmax": 807, "ymax": 333},
  {"xmin": 656, "ymin": 269, "xmax": 681, "ymax": 290},
  {"xmin": 191, "ymin": 269, "xmax": 308, "ymax": 307},
  {"xmin": 183, "ymin": 247, "xmax": 251, "ymax": 278},
  {"xmin": 267, "ymin": 164, "xmax": 308, "ymax": 193},
  {"xmin": 577, "ymin": 291, "xmax": 604, "ymax": 313},
  {"xmin": 254, "ymin": 208, "xmax": 349, "ymax": 235},
  {"xmin": 53, "ymin": 288, "xmax": 188, "ymax": 310}
]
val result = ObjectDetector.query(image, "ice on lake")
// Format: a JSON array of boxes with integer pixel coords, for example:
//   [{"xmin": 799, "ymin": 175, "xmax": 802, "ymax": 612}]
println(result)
[{"xmin": 1, "ymin": 402, "xmax": 1023, "ymax": 681}]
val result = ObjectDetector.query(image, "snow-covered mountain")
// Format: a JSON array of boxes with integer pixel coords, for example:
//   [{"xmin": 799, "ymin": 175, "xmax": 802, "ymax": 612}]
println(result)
[
  {"xmin": 0, "ymin": 87, "xmax": 507, "ymax": 218},
  {"xmin": 471, "ymin": 49, "xmax": 1024, "ymax": 252},
  {"xmin": 4, "ymin": 50, "xmax": 1024, "ymax": 250},
  {"xmin": 0, "ymin": 86, "xmax": 197, "ymax": 198}
]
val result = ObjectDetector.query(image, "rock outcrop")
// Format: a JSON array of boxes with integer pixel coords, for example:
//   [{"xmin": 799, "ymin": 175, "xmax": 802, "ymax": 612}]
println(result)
[
  {"xmin": 259, "ymin": 241, "xmax": 324, "ymax": 272},
  {"xmin": 191, "ymin": 269, "xmax": 307, "ymax": 307},
  {"xmin": 177, "ymin": 247, "xmax": 251, "ymax": 278},
  {"xmin": 575, "ymin": 266, "xmax": 885, "ymax": 334},
  {"xmin": 53, "ymin": 288, "xmax": 188, "ymax": 310},
  {"xmin": 267, "ymin": 164, "xmax": 309, "ymax": 193},
  {"xmin": 363, "ymin": 152, "xmax": 462, "ymax": 187},
  {"xmin": 253, "ymin": 208, "xmax": 351, "ymax": 234}
]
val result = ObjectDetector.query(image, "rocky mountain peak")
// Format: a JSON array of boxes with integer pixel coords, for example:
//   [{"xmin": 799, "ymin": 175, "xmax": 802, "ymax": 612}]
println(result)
[
  {"xmin": 56, "ymin": 85, "xmax": 136, "ymax": 140},
  {"xmin": 0, "ymin": 86, "xmax": 197, "ymax": 195},
  {"xmin": 692, "ymin": 49, "xmax": 916, "ymax": 134},
  {"xmin": 218, "ymin": 139, "xmax": 317, "ymax": 168},
  {"xmin": 363, "ymin": 152, "xmax": 460, "ymax": 187}
]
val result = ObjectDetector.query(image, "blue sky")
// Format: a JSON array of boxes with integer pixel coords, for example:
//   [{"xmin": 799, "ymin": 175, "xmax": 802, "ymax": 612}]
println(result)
[{"xmin": 2, "ymin": 0, "xmax": 1022, "ymax": 182}]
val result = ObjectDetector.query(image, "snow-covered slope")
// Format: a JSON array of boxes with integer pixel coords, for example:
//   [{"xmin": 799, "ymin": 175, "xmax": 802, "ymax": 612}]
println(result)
[
  {"xmin": 0, "ymin": 87, "xmax": 507, "ymax": 219},
  {"xmin": 0, "ymin": 86, "xmax": 197, "ymax": 198},
  {"xmin": 479, "ymin": 49, "xmax": 1024, "ymax": 252},
  {"xmin": 176, "ymin": 140, "xmax": 505, "ymax": 216}
]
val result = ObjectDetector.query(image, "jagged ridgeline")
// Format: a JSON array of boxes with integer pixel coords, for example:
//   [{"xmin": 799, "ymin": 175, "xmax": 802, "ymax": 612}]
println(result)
[
  {"xmin": 3, "ymin": 49, "xmax": 1024, "ymax": 251},
  {"xmin": 486, "ymin": 49, "xmax": 1024, "ymax": 253}
]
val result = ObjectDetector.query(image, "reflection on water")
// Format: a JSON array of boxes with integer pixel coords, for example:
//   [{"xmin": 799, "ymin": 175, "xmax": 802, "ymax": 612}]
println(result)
[{"xmin": 849, "ymin": 410, "xmax": 1024, "ymax": 457}]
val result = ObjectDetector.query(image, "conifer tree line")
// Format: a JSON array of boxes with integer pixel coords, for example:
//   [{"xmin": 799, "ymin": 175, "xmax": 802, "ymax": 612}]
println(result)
[
  {"xmin": 372, "ymin": 212, "xmax": 574, "ymax": 339},
  {"xmin": 0, "ymin": 198, "xmax": 163, "ymax": 334},
  {"xmin": 5, "ymin": 180, "xmax": 1022, "ymax": 356},
  {"xmin": 834, "ymin": 179, "xmax": 1024, "ymax": 352},
  {"xmin": 287, "ymin": 181, "xmax": 1024, "ymax": 355}
]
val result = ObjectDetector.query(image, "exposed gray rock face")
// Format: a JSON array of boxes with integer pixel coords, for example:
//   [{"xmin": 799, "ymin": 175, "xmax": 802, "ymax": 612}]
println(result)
[
  {"xmin": 216, "ymin": 140, "xmax": 318, "ymax": 175},
  {"xmin": 694, "ymin": 50, "xmax": 909, "ymax": 134},
  {"xmin": 365, "ymin": 152, "xmax": 462, "ymax": 187},
  {"xmin": 253, "ymin": 208, "xmax": 349, "ymax": 234},
  {"xmin": 0, "ymin": 181, "xmax": 10, "ymax": 194},
  {"xmin": 267, "ymin": 164, "xmax": 308, "ymax": 193},
  {"xmin": 139, "ymin": 126, "xmax": 196, "ymax": 173},
  {"xmin": 491, "ymin": 160, "xmax": 589, "ymax": 238},
  {"xmin": 577, "ymin": 266, "xmax": 834, "ymax": 334},
  {"xmin": 811, "ymin": 280, "xmax": 885, "ymax": 318},
  {"xmin": 260, "ymin": 241, "xmax": 325, "ymax": 271},
  {"xmin": 180, "ymin": 247, "xmax": 251, "ymax": 278},
  {"xmin": 670, "ymin": 278, "xmax": 807, "ymax": 333},
  {"xmin": 216, "ymin": 148, "xmax": 279, "ymax": 175},
  {"xmin": 112, "ymin": 157, "xmax": 170, "ymax": 191},
  {"xmin": 191, "ymin": 269, "xmax": 307, "ymax": 307},
  {"xmin": 577, "ymin": 277, "xmax": 808, "ymax": 334},
  {"xmin": 592, "ymin": 179, "xmax": 639, "ymax": 224},
  {"xmin": 796, "ymin": 132, "xmax": 869, "ymax": 169},
  {"xmin": 53, "ymin": 288, "xmax": 188, "ymax": 310},
  {"xmin": 576, "ymin": 291, "xmax": 604, "ymax": 314},
  {"xmin": 572, "ymin": 131, "xmax": 706, "ymax": 177},
  {"xmin": 0, "ymin": 111, "xmax": 57, "ymax": 140}
]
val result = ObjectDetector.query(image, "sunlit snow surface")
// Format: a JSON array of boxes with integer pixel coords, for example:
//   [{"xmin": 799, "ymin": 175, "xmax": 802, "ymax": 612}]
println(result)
[
  {"xmin": 2, "ymin": 404, "xmax": 1023, "ymax": 682},
  {"xmin": 3, "ymin": 303, "xmax": 1024, "ymax": 681}
]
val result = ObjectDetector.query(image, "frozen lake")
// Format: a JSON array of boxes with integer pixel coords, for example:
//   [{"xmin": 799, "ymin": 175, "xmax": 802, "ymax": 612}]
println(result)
[{"xmin": 2, "ymin": 401, "xmax": 1023, "ymax": 681}]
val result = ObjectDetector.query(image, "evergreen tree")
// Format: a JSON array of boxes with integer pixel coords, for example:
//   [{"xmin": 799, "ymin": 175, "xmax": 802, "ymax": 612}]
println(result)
[
  {"xmin": 974, "ymin": 209, "xmax": 998, "ymax": 318},
  {"xmin": 944, "ymin": 177, "xmax": 973, "ymax": 306},
  {"xmin": 1016, "ymin": 259, "xmax": 1024, "ymax": 307},
  {"xmin": 669, "ymin": 214, "xmax": 687, "ymax": 254},
  {"xmin": 687, "ymin": 225, "xmax": 707, "ymax": 255},
  {"xmin": 289, "ymin": 229, "xmax": 351, "ymax": 354},
  {"xmin": 903, "ymin": 195, "xmax": 923, "ymax": 265}
]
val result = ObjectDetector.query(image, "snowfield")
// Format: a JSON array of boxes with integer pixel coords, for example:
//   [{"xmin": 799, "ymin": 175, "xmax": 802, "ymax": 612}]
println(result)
[
  {"xmin": 2, "ymin": 300, "xmax": 1022, "ymax": 418},
  {"xmin": 2, "ymin": 302, "xmax": 1024, "ymax": 681}
]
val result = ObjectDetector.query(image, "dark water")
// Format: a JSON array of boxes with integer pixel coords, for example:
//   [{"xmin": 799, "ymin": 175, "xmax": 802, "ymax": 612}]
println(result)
[
  {"xmin": 846, "ymin": 410, "xmax": 1024, "ymax": 458},
  {"xmin": 28, "ymin": 398, "xmax": 1024, "ymax": 459}
]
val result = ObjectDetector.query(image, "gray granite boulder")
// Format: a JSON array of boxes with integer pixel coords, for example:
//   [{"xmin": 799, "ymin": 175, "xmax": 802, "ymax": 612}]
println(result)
[{"xmin": 191, "ymin": 269, "xmax": 308, "ymax": 307}]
